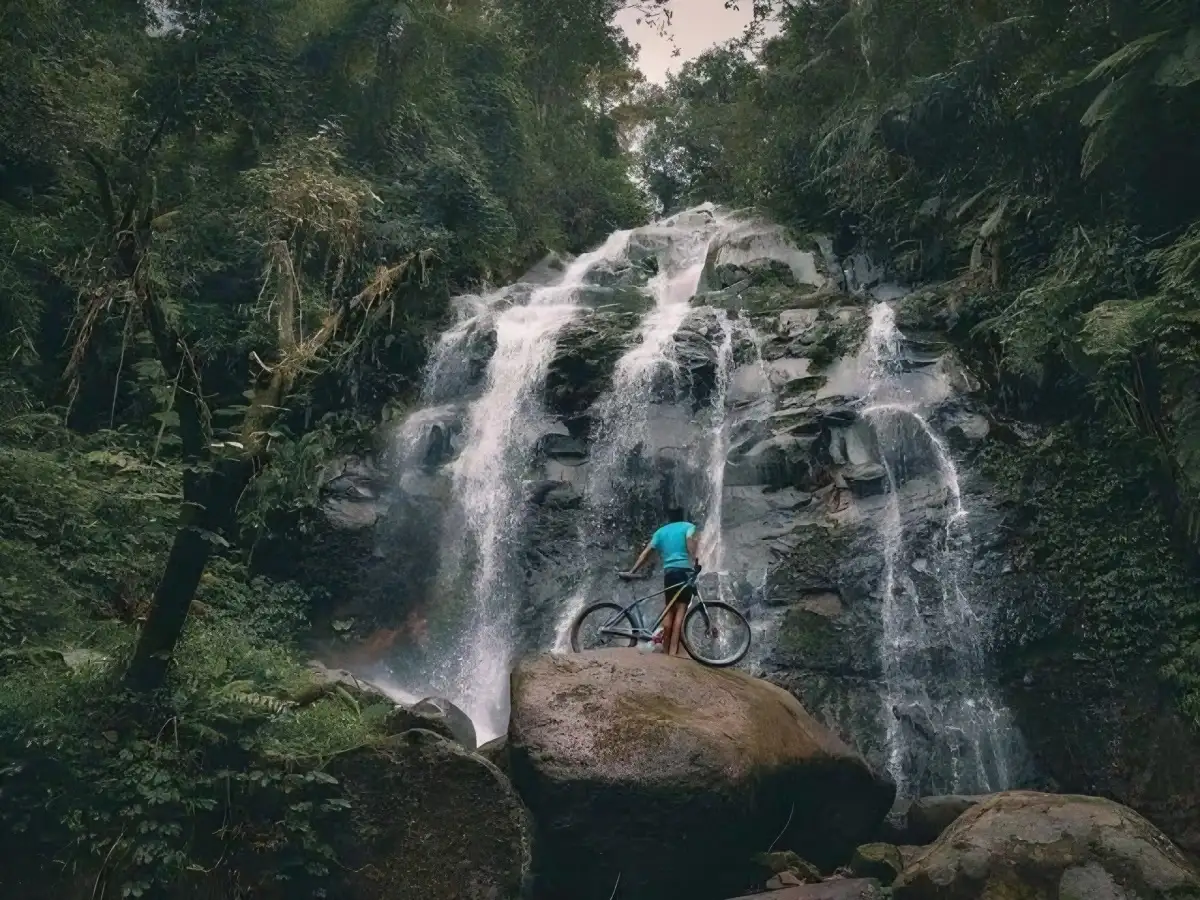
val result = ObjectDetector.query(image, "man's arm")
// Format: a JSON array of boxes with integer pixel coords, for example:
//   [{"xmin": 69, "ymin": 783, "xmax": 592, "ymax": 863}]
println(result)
[
  {"xmin": 686, "ymin": 529, "xmax": 700, "ymax": 569},
  {"xmin": 626, "ymin": 542, "xmax": 655, "ymax": 576}
]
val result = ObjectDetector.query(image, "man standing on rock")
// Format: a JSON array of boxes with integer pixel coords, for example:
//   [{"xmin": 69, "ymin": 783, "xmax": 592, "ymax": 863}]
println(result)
[{"xmin": 622, "ymin": 506, "xmax": 700, "ymax": 658}]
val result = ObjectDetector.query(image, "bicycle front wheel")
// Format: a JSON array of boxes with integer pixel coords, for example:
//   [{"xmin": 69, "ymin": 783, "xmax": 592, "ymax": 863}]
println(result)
[
  {"xmin": 681, "ymin": 601, "xmax": 751, "ymax": 667},
  {"xmin": 570, "ymin": 602, "xmax": 638, "ymax": 652}
]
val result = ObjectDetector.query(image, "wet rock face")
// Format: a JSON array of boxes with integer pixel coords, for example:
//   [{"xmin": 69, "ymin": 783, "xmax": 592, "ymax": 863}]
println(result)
[
  {"xmin": 507, "ymin": 651, "xmax": 894, "ymax": 900},
  {"xmin": 892, "ymin": 792, "xmax": 1200, "ymax": 900}
]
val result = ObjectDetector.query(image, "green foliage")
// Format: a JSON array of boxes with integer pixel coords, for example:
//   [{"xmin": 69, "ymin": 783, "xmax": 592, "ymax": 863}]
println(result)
[
  {"xmin": 635, "ymin": 0, "xmax": 1200, "ymax": 724},
  {"xmin": 0, "ymin": 429, "xmax": 178, "ymax": 644},
  {"xmin": 1, "ymin": 0, "xmax": 654, "ymax": 891},
  {"xmin": 980, "ymin": 431, "xmax": 1200, "ymax": 722},
  {"xmin": 0, "ymin": 617, "xmax": 385, "ymax": 898}
]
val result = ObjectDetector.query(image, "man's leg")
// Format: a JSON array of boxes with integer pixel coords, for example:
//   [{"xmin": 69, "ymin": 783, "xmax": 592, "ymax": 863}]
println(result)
[{"xmin": 668, "ymin": 602, "xmax": 687, "ymax": 657}]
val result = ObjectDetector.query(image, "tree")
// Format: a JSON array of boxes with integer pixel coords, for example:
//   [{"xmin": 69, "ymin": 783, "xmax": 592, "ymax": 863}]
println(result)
[{"xmin": 0, "ymin": 0, "xmax": 653, "ymax": 691}]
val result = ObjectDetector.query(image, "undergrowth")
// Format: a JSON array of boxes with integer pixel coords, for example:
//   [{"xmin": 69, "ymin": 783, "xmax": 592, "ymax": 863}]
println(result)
[
  {"xmin": 979, "ymin": 426, "xmax": 1200, "ymax": 721},
  {"xmin": 0, "ymin": 418, "xmax": 389, "ymax": 898}
]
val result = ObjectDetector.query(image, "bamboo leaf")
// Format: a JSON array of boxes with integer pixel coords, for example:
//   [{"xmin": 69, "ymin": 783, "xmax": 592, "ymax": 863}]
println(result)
[
  {"xmin": 1081, "ymin": 71, "xmax": 1135, "ymax": 127},
  {"xmin": 1084, "ymin": 31, "xmax": 1169, "ymax": 82}
]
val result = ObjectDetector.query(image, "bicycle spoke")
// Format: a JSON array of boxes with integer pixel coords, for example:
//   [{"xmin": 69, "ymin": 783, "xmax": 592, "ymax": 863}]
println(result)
[
  {"xmin": 683, "ymin": 602, "xmax": 751, "ymax": 666},
  {"xmin": 571, "ymin": 602, "xmax": 638, "ymax": 651}
]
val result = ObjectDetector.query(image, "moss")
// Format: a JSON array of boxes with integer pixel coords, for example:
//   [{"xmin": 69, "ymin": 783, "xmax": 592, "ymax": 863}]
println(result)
[
  {"xmin": 850, "ymin": 842, "xmax": 903, "ymax": 885},
  {"xmin": 777, "ymin": 607, "xmax": 839, "ymax": 661},
  {"xmin": 979, "ymin": 431, "xmax": 1200, "ymax": 723},
  {"xmin": 545, "ymin": 310, "xmax": 640, "ymax": 418}
]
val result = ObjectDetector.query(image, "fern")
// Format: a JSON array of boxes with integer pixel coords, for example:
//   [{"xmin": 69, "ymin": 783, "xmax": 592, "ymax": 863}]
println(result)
[{"xmin": 216, "ymin": 680, "xmax": 296, "ymax": 716}]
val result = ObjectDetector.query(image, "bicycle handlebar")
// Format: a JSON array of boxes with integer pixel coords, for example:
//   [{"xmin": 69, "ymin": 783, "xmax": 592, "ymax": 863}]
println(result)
[{"xmin": 617, "ymin": 563, "xmax": 702, "ymax": 581}]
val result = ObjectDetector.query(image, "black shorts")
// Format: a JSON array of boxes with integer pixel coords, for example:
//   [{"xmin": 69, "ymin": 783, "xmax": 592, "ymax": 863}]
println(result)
[{"xmin": 663, "ymin": 568, "xmax": 694, "ymax": 610}]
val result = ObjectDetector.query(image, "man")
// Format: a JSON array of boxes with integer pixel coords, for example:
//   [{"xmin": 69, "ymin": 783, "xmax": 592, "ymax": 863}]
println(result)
[{"xmin": 622, "ymin": 506, "xmax": 700, "ymax": 658}]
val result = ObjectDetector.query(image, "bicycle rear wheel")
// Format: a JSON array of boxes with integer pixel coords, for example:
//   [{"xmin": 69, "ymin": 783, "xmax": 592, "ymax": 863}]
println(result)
[
  {"xmin": 570, "ymin": 602, "xmax": 638, "ymax": 652},
  {"xmin": 681, "ymin": 601, "xmax": 751, "ymax": 667}
]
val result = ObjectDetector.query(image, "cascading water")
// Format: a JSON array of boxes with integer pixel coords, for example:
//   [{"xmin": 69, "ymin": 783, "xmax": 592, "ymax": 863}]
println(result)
[
  {"xmin": 860, "ymin": 302, "xmax": 1019, "ymax": 795},
  {"xmin": 383, "ymin": 230, "xmax": 633, "ymax": 741}
]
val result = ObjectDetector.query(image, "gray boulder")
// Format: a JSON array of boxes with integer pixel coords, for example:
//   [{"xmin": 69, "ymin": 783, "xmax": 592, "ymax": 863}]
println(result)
[
  {"xmin": 732, "ymin": 880, "xmax": 887, "ymax": 900},
  {"xmin": 906, "ymin": 794, "xmax": 986, "ymax": 844},
  {"xmin": 893, "ymin": 791, "xmax": 1200, "ymax": 900},
  {"xmin": 508, "ymin": 650, "xmax": 894, "ymax": 900}
]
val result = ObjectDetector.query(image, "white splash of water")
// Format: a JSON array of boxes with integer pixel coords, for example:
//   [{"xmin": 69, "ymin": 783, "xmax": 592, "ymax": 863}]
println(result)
[{"xmin": 861, "ymin": 301, "xmax": 1018, "ymax": 796}]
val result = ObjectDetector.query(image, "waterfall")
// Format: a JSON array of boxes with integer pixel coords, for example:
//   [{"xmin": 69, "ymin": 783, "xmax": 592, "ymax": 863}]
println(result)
[
  {"xmin": 383, "ymin": 230, "xmax": 633, "ymax": 741},
  {"xmin": 860, "ymin": 302, "xmax": 1019, "ymax": 796}
]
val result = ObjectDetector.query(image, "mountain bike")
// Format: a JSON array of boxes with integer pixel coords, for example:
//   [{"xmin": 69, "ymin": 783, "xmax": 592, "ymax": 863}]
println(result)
[{"xmin": 568, "ymin": 565, "xmax": 752, "ymax": 667}]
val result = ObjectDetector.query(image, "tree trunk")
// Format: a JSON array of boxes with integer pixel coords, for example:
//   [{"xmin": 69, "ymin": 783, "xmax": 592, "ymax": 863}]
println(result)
[{"xmin": 125, "ymin": 458, "xmax": 255, "ymax": 691}]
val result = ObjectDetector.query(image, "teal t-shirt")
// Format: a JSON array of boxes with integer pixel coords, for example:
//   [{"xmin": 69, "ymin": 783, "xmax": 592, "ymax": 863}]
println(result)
[{"xmin": 651, "ymin": 521, "xmax": 696, "ymax": 571}]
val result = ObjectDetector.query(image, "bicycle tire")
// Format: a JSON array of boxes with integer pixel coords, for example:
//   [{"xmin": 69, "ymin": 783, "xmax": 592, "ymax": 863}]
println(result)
[
  {"xmin": 681, "ymin": 601, "xmax": 752, "ymax": 667},
  {"xmin": 570, "ymin": 602, "xmax": 638, "ymax": 652}
]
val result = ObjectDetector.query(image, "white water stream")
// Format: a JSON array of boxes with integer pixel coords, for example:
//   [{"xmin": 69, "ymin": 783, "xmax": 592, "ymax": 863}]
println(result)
[
  {"xmin": 397, "ymin": 230, "xmax": 633, "ymax": 740},
  {"xmin": 861, "ymin": 302, "xmax": 1017, "ymax": 795}
]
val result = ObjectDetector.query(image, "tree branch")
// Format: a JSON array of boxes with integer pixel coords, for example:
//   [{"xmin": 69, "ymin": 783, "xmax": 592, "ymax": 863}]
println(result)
[{"xmin": 82, "ymin": 150, "xmax": 117, "ymax": 231}]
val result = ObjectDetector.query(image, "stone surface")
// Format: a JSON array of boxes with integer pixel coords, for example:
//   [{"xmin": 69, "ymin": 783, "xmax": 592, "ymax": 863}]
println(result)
[
  {"xmin": 477, "ymin": 734, "xmax": 509, "ymax": 773},
  {"xmin": 732, "ymin": 879, "xmax": 886, "ymax": 900},
  {"xmin": 1006, "ymin": 660, "xmax": 1200, "ymax": 856},
  {"xmin": 384, "ymin": 696, "xmax": 477, "ymax": 750},
  {"xmin": 333, "ymin": 729, "xmax": 532, "ymax": 900},
  {"xmin": 849, "ymin": 843, "xmax": 903, "ymax": 886},
  {"xmin": 906, "ymin": 794, "xmax": 985, "ymax": 844},
  {"xmin": 892, "ymin": 791, "xmax": 1200, "ymax": 900},
  {"xmin": 898, "ymin": 845, "xmax": 930, "ymax": 869},
  {"xmin": 508, "ymin": 650, "xmax": 893, "ymax": 900},
  {"xmin": 410, "ymin": 697, "xmax": 477, "ymax": 750},
  {"xmin": 754, "ymin": 850, "xmax": 823, "ymax": 883}
]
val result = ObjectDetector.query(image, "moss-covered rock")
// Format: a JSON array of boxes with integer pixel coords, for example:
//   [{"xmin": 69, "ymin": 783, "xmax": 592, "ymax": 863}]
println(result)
[
  {"xmin": 850, "ymin": 842, "xmax": 904, "ymax": 885},
  {"xmin": 544, "ymin": 310, "xmax": 640, "ymax": 422},
  {"xmin": 774, "ymin": 601, "xmax": 877, "ymax": 678},
  {"xmin": 979, "ymin": 434, "xmax": 1200, "ymax": 853},
  {"xmin": 508, "ymin": 650, "xmax": 893, "ymax": 900},
  {"xmin": 753, "ymin": 850, "xmax": 823, "ymax": 883},
  {"xmin": 892, "ymin": 792, "xmax": 1200, "ymax": 900}
]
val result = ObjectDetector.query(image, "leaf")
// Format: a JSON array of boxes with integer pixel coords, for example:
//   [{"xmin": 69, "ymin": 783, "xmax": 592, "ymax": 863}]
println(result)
[
  {"xmin": 1154, "ymin": 28, "xmax": 1200, "ymax": 87},
  {"xmin": 1081, "ymin": 117, "xmax": 1118, "ymax": 178},
  {"xmin": 1084, "ymin": 31, "xmax": 1170, "ymax": 82},
  {"xmin": 980, "ymin": 196, "xmax": 1009, "ymax": 239},
  {"xmin": 1080, "ymin": 298, "xmax": 1160, "ymax": 357},
  {"xmin": 953, "ymin": 188, "xmax": 990, "ymax": 222},
  {"xmin": 1081, "ymin": 71, "xmax": 1134, "ymax": 128}
]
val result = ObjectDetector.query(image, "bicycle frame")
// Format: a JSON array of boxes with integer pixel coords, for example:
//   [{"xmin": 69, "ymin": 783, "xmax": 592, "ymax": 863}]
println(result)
[{"xmin": 597, "ymin": 571, "xmax": 711, "ymax": 642}]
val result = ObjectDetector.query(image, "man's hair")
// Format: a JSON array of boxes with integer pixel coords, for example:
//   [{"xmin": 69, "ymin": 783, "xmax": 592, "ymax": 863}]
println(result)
[{"xmin": 667, "ymin": 506, "xmax": 686, "ymax": 522}]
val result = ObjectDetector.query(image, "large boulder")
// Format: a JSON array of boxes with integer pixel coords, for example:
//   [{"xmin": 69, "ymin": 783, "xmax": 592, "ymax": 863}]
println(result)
[
  {"xmin": 906, "ymin": 794, "xmax": 985, "ymax": 844},
  {"xmin": 333, "ymin": 729, "xmax": 532, "ymax": 900},
  {"xmin": 507, "ymin": 651, "xmax": 894, "ymax": 900},
  {"xmin": 892, "ymin": 791, "xmax": 1200, "ymax": 900},
  {"xmin": 733, "ymin": 881, "xmax": 887, "ymax": 900}
]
